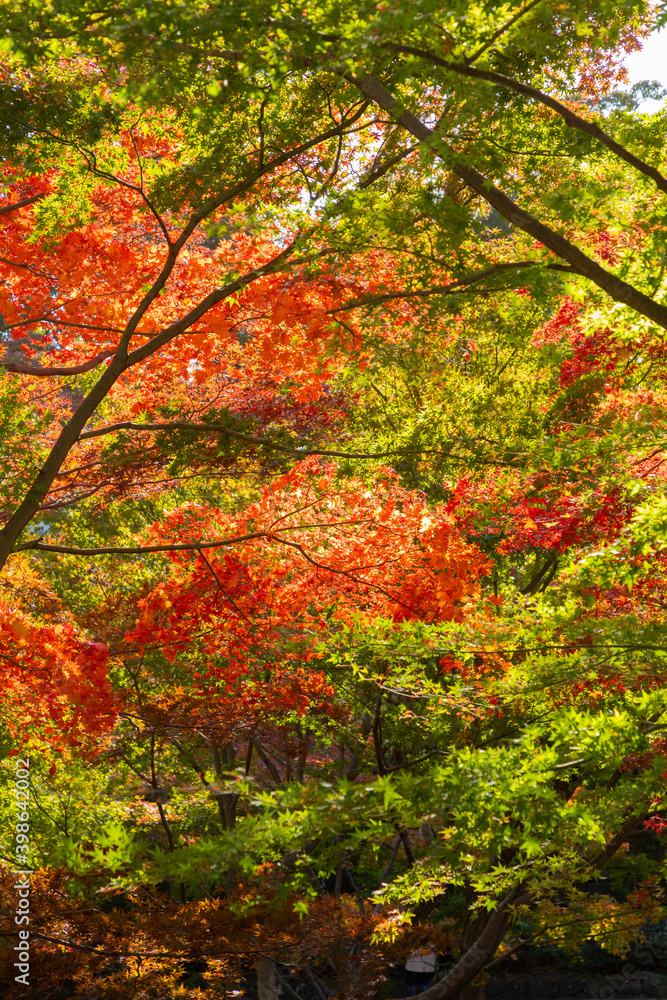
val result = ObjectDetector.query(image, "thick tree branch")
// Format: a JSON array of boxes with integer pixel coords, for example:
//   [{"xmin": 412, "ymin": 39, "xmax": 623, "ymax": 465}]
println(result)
[
  {"xmin": 380, "ymin": 835, "xmax": 403, "ymax": 885},
  {"xmin": 345, "ymin": 713, "xmax": 372, "ymax": 782},
  {"xmin": 520, "ymin": 553, "xmax": 559, "ymax": 595},
  {"xmin": 381, "ymin": 44, "xmax": 667, "ymax": 197},
  {"xmin": 0, "ymin": 240, "xmax": 301, "ymax": 570},
  {"xmin": 396, "ymin": 887, "xmax": 530, "ymax": 1000},
  {"xmin": 0, "ymin": 104, "xmax": 376, "ymax": 574},
  {"xmin": 589, "ymin": 811, "xmax": 643, "ymax": 870},
  {"xmin": 398, "ymin": 827, "xmax": 416, "ymax": 866},
  {"xmin": 122, "ymin": 240, "xmax": 310, "ymax": 365},
  {"xmin": 350, "ymin": 74, "xmax": 667, "ymax": 331},
  {"xmin": 394, "ymin": 800, "xmax": 644, "ymax": 998},
  {"xmin": 0, "ymin": 193, "xmax": 46, "ymax": 216}
]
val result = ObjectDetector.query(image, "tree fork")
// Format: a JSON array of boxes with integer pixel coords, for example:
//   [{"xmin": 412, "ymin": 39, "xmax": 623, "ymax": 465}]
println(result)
[{"xmin": 0, "ymin": 244, "xmax": 298, "ymax": 573}]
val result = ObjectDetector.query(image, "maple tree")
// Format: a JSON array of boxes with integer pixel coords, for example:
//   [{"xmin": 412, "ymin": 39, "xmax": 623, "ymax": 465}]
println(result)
[{"xmin": 1, "ymin": 1, "xmax": 667, "ymax": 999}]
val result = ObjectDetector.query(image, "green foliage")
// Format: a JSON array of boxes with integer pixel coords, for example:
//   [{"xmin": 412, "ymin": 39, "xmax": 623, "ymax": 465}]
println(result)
[{"xmin": 2, "ymin": 1, "xmax": 667, "ymax": 994}]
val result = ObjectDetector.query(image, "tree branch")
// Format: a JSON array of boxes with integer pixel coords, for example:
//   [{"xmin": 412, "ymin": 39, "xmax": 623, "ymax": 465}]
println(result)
[
  {"xmin": 327, "ymin": 260, "xmax": 573, "ymax": 314},
  {"xmin": 2, "ymin": 349, "xmax": 113, "ymax": 377},
  {"xmin": 380, "ymin": 835, "xmax": 402, "ymax": 885},
  {"xmin": 349, "ymin": 73, "xmax": 667, "ymax": 331},
  {"xmin": 75, "ymin": 419, "xmax": 482, "ymax": 464},
  {"xmin": 0, "ymin": 103, "xmax": 375, "ymax": 573},
  {"xmin": 464, "ymin": 0, "xmax": 545, "ymax": 64},
  {"xmin": 13, "ymin": 530, "xmax": 270, "ymax": 556},
  {"xmin": 0, "ymin": 193, "xmax": 46, "ymax": 216},
  {"xmin": 395, "ymin": 887, "xmax": 529, "ymax": 1000},
  {"xmin": 589, "ymin": 811, "xmax": 642, "ymax": 871},
  {"xmin": 381, "ymin": 44, "xmax": 667, "ymax": 196},
  {"xmin": 520, "ymin": 553, "xmax": 559, "ymax": 595}
]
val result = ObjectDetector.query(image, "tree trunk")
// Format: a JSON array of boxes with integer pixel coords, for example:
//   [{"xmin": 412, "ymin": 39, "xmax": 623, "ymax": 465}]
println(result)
[
  {"xmin": 394, "ymin": 887, "xmax": 531, "ymax": 1000},
  {"xmin": 256, "ymin": 957, "xmax": 279, "ymax": 1000}
]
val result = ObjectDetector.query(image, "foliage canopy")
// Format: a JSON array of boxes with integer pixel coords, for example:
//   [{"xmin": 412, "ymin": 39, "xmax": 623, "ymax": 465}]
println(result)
[{"xmin": 2, "ymin": 1, "xmax": 667, "ymax": 998}]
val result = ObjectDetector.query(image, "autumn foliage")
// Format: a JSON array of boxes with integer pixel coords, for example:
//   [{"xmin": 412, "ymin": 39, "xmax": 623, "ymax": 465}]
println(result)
[{"xmin": 1, "ymin": 2, "xmax": 667, "ymax": 999}]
